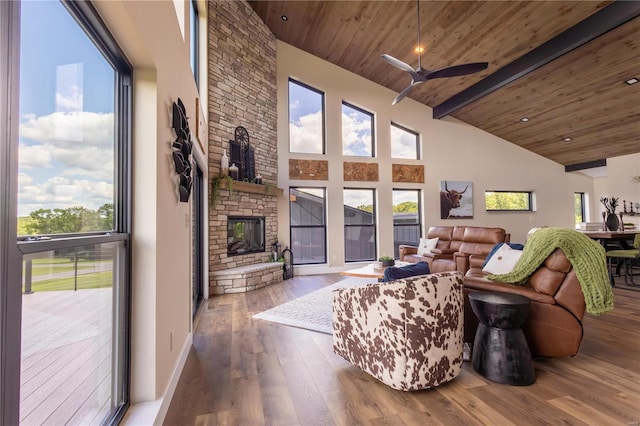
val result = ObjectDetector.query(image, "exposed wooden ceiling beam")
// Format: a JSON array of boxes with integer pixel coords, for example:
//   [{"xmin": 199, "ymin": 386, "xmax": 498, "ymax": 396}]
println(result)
[{"xmin": 433, "ymin": 1, "xmax": 640, "ymax": 119}]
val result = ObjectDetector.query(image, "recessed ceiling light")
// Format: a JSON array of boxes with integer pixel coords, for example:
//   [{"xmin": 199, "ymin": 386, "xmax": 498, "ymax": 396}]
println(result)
[
  {"xmin": 563, "ymin": 137, "xmax": 573, "ymax": 142},
  {"xmin": 281, "ymin": 15, "xmax": 288, "ymax": 21},
  {"xmin": 625, "ymin": 77, "xmax": 639, "ymax": 85},
  {"xmin": 520, "ymin": 117, "xmax": 530, "ymax": 122}
]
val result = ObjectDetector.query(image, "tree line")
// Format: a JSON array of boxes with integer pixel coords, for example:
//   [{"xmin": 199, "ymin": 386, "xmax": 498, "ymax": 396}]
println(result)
[{"xmin": 23, "ymin": 204, "xmax": 113, "ymax": 235}]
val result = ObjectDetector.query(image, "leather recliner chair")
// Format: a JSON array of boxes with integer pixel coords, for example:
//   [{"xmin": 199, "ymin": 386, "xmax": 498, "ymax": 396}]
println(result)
[{"xmin": 464, "ymin": 248, "xmax": 586, "ymax": 358}]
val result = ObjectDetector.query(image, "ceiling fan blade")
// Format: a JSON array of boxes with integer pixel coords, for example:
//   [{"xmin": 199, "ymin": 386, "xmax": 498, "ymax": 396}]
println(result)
[
  {"xmin": 381, "ymin": 54, "xmax": 416, "ymax": 74},
  {"xmin": 392, "ymin": 81, "xmax": 422, "ymax": 106},
  {"xmin": 426, "ymin": 62, "xmax": 489, "ymax": 79}
]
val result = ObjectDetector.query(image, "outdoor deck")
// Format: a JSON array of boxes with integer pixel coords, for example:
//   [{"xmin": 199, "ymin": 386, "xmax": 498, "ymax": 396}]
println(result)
[{"xmin": 20, "ymin": 287, "xmax": 112, "ymax": 425}]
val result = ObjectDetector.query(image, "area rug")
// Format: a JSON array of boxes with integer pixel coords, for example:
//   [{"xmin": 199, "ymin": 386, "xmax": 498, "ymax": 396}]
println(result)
[{"xmin": 253, "ymin": 277, "xmax": 376, "ymax": 333}]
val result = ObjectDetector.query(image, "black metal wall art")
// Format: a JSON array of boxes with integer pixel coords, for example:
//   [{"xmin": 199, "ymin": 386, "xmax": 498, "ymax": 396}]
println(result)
[
  {"xmin": 228, "ymin": 126, "xmax": 255, "ymax": 181},
  {"xmin": 171, "ymin": 98, "xmax": 193, "ymax": 202}
]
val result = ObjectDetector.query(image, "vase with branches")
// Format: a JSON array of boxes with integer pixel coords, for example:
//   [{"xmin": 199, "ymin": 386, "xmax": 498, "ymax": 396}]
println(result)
[{"xmin": 600, "ymin": 197, "xmax": 620, "ymax": 231}]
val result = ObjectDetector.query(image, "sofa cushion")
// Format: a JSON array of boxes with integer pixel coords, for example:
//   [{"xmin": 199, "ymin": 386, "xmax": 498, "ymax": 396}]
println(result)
[
  {"xmin": 482, "ymin": 243, "xmax": 525, "ymax": 268},
  {"xmin": 482, "ymin": 244, "xmax": 523, "ymax": 275},
  {"xmin": 383, "ymin": 261, "xmax": 430, "ymax": 282},
  {"xmin": 417, "ymin": 237, "xmax": 439, "ymax": 255}
]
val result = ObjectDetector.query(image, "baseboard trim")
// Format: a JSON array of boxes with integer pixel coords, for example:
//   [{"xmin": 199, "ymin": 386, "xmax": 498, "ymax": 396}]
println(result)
[{"xmin": 121, "ymin": 332, "xmax": 193, "ymax": 425}]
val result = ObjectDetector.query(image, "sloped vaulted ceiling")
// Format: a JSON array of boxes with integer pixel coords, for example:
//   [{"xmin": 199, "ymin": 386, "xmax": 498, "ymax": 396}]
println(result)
[{"xmin": 249, "ymin": 0, "xmax": 640, "ymax": 167}]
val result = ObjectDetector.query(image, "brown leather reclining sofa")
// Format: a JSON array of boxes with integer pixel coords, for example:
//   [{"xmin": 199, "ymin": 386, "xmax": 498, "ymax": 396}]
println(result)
[
  {"xmin": 399, "ymin": 226, "xmax": 509, "ymax": 273},
  {"xmin": 400, "ymin": 226, "xmax": 586, "ymax": 358},
  {"xmin": 464, "ymin": 248, "xmax": 586, "ymax": 358}
]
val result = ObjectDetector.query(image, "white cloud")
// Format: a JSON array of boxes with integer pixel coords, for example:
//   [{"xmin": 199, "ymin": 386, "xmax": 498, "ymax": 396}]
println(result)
[
  {"xmin": 18, "ymin": 176, "xmax": 113, "ymax": 217},
  {"xmin": 391, "ymin": 126, "xmax": 418, "ymax": 159},
  {"xmin": 56, "ymin": 85, "xmax": 83, "ymax": 112},
  {"xmin": 289, "ymin": 111, "xmax": 323, "ymax": 154},
  {"xmin": 342, "ymin": 112, "xmax": 372, "ymax": 156},
  {"xmin": 19, "ymin": 111, "xmax": 114, "ymax": 180},
  {"xmin": 20, "ymin": 111, "xmax": 113, "ymax": 148},
  {"xmin": 17, "ymin": 111, "xmax": 115, "ymax": 216},
  {"xmin": 18, "ymin": 144, "xmax": 52, "ymax": 169}
]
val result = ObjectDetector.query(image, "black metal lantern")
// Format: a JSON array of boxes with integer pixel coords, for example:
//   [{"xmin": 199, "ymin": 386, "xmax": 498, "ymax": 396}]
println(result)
[
  {"xmin": 282, "ymin": 247, "xmax": 293, "ymax": 280},
  {"xmin": 272, "ymin": 240, "xmax": 281, "ymax": 260}
]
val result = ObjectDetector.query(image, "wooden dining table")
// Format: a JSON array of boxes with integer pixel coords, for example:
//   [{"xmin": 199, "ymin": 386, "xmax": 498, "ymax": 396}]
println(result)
[{"xmin": 579, "ymin": 230, "xmax": 639, "ymax": 249}]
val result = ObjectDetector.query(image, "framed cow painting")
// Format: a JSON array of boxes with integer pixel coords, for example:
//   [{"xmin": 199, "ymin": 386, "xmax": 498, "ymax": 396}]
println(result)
[{"xmin": 440, "ymin": 181, "xmax": 473, "ymax": 219}]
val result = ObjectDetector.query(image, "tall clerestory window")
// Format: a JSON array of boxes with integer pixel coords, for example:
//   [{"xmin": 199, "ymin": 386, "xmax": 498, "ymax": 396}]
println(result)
[
  {"xmin": 289, "ymin": 187, "xmax": 327, "ymax": 265},
  {"xmin": 344, "ymin": 189, "xmax": 377, "ymax": 262},
  {"xmin": 342, "ymin": 101, "xmax": 374, "ymax": 157},
  {"xmin": 289, "ymin": 79, "xmax": 325, "ymax": 154},
  {"xmin": 390, "ymin": 123, "xmax": 420, "ymax": 159}
]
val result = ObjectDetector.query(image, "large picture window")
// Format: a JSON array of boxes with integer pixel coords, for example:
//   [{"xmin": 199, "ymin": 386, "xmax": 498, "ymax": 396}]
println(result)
[
  {"xmin": 485, "ymin": 191, "xmax": 534, "ymax": 211},
  {"xmin": 342, "ymin": 101, "xmax": 374, "ymax": 157},
  {"xmin": 344, "ymin": 189, "xmax": 376, "ymax": 262},
  {"xmin": 390, "ymin": 123, "xmax": 419, "ymax": 159},
  {"xmin": 289, "ymin": 187, "xmax": 326, "ymax": 265},
  {"xmin": 393, "ymin": 189, "xmax": 421, "ymax": 258},
  {"xmin": 289, "ymin": 79, "xmax": 324, "ymax": 154},
  {"xmin": 11, "ymin": 1, "xmax": 132, "ymax": 424}
]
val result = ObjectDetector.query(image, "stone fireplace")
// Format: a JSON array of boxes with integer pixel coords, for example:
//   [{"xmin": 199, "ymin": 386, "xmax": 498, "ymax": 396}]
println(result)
[{"xmin": 207, "ymin": 2, "xmax": 279, "ymax": 295}]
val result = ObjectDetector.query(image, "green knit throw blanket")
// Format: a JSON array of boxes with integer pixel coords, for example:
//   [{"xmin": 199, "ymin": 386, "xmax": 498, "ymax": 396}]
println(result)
[{"xmin": 486, "ymin": 227, "xmax": 614, "ymax": 315}]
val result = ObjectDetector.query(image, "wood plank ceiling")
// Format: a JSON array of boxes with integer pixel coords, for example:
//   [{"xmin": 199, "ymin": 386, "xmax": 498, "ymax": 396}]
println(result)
[{"xmin": 248, "ymin": 0, "xmax": 640, "ymax": 167}]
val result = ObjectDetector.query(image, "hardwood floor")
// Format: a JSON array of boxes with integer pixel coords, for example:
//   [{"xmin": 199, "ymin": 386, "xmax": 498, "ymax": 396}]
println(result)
[{"xmin": 164, "ymin": 274, "xmax": 640, "ymax": 425}]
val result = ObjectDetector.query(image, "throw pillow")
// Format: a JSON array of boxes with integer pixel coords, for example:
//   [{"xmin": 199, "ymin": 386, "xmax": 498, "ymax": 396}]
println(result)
[
  {"xmin": 383, "ymin": 261, "xmax": 431, "ymax": 282},
  {"xmin": 482, "ymin": 242, "xmax": 525, "ymax": 268},
  {"xmin": 417, "ymin": 237, "xmax": 439, "ymax": 256},
  {"xmin": 482, "ymin": 244, "xmax": 523, "ymax": 275}
]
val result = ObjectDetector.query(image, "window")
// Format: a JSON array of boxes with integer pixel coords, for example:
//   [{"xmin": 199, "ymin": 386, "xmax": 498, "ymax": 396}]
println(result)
[
  {"xmin": 289, "ymin": 79, "xmax": 324, "ymax": 154},
  {"xmin": 342, "ymin": 102, "xmax": 374, "ymax": 156},
  {"xmin": 390, "ymin": 123, "xmax": 419, "ymax": 159},
  {"xmin": 190, "ymin": 0, "xmax": 199, "ymax": 87},
  {"xmin": 12, "ymin": 1, "xmax": 132, "ymax": 424},
  {"xmin": 289, "ymin": 188, "xmax": 326, "ymax": 264},
  {"xmin": 485, "ymin": 191, "xmax": 533, "ymax": 211},
  {"xmin": 575, "ymin": 192, "xmax": 586, "ymax": 224},
  {"xmin": 393, "ymin": 189, "xmax": 421, "ymax": 258},
  {"xmin": 344, "ymin": 189, "xmax": 376, "ymax": 262}
]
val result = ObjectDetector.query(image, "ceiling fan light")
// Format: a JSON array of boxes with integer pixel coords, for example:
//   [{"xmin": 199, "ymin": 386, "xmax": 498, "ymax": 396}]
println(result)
[{"xmin": 414, "ymin": 46, "xmax": 425, "ymax": 53}]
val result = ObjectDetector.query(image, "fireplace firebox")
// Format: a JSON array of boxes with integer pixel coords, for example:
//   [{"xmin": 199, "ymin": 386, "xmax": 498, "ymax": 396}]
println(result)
[{"xmin": 227, "ymin": 216, "xmax": 265, "ymax": 256}]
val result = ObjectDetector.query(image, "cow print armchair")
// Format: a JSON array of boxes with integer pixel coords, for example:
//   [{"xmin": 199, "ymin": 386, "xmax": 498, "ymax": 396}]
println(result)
[{"xmin": 332, "ymin": 272, "xmax": 464, "ymax": 391}]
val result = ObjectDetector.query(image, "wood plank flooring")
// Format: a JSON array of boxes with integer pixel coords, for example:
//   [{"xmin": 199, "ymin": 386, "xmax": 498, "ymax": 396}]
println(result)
[{"xmin": 164, "ymin": 274, "xmax": 640, "ymax": 425}]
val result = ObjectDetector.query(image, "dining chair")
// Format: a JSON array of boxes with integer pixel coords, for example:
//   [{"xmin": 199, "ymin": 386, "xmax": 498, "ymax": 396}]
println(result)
[{"xmin": 606, "ymin": 234, "xmax": 640, "ymax": 285}]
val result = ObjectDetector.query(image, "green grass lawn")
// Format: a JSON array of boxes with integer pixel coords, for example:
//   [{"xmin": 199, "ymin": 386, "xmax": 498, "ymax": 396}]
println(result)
[{"xmin": 24, "ymin": 271, "xmax": 113, "ymax": 292}]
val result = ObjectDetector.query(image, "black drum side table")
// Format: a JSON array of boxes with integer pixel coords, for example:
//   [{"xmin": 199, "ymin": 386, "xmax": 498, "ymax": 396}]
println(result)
[{"xmin": 469, "ymin": 291, "xmax": 535, "ymax": 386}]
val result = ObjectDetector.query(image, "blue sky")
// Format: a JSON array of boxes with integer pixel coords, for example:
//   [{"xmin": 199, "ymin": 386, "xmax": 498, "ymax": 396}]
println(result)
[{"xmin": 18, "ymin": 0, "xmax": 115, "ymax": 217}]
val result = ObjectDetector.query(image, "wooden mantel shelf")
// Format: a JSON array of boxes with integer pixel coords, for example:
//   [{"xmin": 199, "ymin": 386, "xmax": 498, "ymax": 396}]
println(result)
[{"xmin": 219, "ymin": 179, "xmax": 283, "ymax": 196}]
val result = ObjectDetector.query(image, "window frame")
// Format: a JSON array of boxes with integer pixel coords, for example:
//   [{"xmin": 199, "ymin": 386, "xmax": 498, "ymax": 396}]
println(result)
[
  {"xmin": 13, "ymin": 1, "xmax": 133, "ymax": 424},
  {"xmin": 575, "ymin": 192, "xmax": 586, "ymax": 224},
  {"xmin": 289, "ymin": 187, "xmax": 327, "ymax": 265},
  {"xmin": 288, "ymin": 78, "xmax": 326, "ymax": 155},
  {"xmin": 343, "ymin": 188, "xmax": 377, "ymax": 263},
  {"xmin": 485, "ymin": 190, "xmax": 534, "ymax": 212},
  {"xmin": 390, "ymin": 122, "xmax": 420, "ymax": 160},
  {"xmin": 190, "ymin": 0, "xmax": 199, "ymax": 88},
  {"xmin": 341, "ymin": 101, "xmax": 375, "ymax": 157},
  {"xmin": 392, "ymin": 189, "xmax": 422, "ymax": 259}
]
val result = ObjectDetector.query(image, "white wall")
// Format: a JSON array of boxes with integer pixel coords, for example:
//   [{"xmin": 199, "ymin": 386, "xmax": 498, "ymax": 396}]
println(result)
[
  {"xmin": 593, "ymin": 153, "xmax": 640, "ymax": 227},
  {"xmin": 93, "ymin": 0, "xmax": 208, "ymax": 421},
  {"xmin": 276, "ymin": 41, "xmax": 597, "ymax": 274}
]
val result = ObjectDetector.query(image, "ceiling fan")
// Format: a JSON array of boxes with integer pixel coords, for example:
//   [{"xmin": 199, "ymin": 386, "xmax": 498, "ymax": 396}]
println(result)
[{"xmin": 381, "ymin": 0, "xmax": 489, "ymax": 105}]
